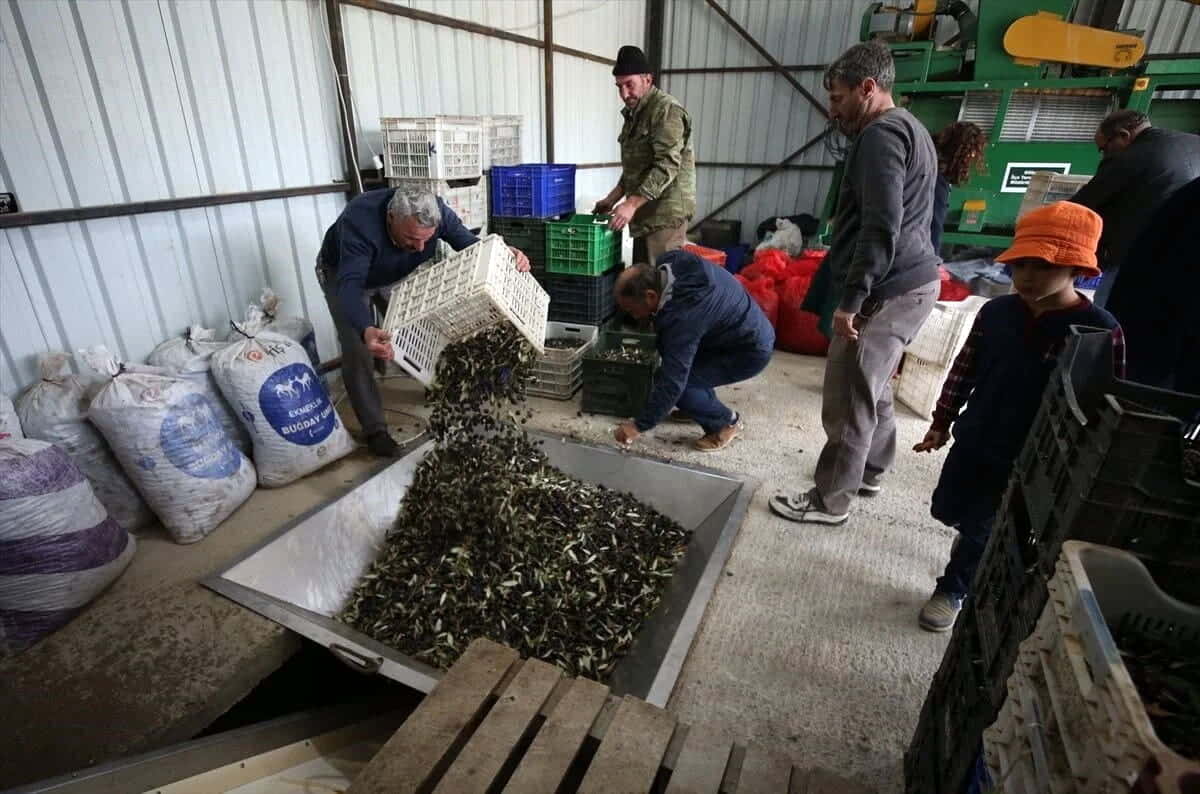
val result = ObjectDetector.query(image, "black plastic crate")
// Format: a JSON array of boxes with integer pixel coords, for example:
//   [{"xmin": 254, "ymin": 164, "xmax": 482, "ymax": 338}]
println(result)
[
  {"xmin": 580, "ymin": 331, "xmax": 658, "ymax": 418},
  {"xmin": 542, "ymin": 267, "xmax": 619, "ymax": 326},
  {"xmin": 490, "ymin": 215, "xmax": 556, "ymax": 276}
]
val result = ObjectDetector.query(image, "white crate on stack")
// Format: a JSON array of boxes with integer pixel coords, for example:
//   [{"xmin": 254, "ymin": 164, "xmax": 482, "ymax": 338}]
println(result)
[
  {"xmin": 529, "ymin": 321, "xmax": 598, "ymax": 400},
  {"xmin": 388, "ymin": 178, "xmax": 487, "ymax": 231},
  {"xmin": 897, "ymin": 296, "xmax": 988, "ymax": 419},
  {"xmin": 381, "ymin": 116, "xmax": 483, "ymax": 180},
  {"xmin": 484, "ymin": 115, "xmax": 522, "ymax": 169},
  {"xmin": 983, "ymin": 542, "xmax": 1200, "ymax": 794},
  {"xmin": 381, "ymin": 235, "xmax": 549, "ymax": 385}
]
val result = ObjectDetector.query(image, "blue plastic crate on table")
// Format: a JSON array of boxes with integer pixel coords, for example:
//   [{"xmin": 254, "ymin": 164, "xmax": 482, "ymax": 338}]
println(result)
[{"xmin": 490, "ymin": 164, "xmax": 576, "ymax": 218}]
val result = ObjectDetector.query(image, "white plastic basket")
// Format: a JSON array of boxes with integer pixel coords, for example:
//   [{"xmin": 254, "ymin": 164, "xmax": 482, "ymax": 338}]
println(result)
[
  {"xmin": 381, "ymin": 116, "xmax": 483, "ymax": 180},
  {"xmin": 388, "ymin": 178, "xmax": 487, "ymax": 231},
  {"xmin": 985, "ymin": 542, "xmax": 1200, "ymax": 794},
  {"xmin": 484, "ymin": 115, "xmax": 523, "ymax": 169},
  {"xmin": 896, "ymin": 354, "xmax": 949, "ymax": 420},
  {"xmin": 905, "ymin": 296, "xmax": 987, "ymax": 367},
  {"xmin": 381, "ymin": 235, "xmax": 549, "ymax": 385}
]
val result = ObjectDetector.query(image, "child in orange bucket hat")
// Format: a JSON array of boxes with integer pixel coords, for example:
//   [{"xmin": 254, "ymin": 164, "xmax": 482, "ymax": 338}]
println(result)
[{"xmin": 911, "ymin": 201, "xmax": 1125, "ymax": 632}]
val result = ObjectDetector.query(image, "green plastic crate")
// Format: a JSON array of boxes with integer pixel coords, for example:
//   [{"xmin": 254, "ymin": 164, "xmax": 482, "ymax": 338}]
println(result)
[
  {"xmin": 581, "ymin": 329, "xmax": 658, "ymax": 417},
  {"xmin": 546, "ymin": 214, "xmax": 620, "ymax": 276},
  {"xmin": 491, "ymin": 216, "xmax": 550, "ymax": 275}
]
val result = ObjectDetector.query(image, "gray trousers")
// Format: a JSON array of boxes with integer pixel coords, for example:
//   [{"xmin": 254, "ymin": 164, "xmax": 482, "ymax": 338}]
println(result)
[
  {"xmin": 813, "ymin": 280, "xmax": 940, "ymax": 514},
  {"xmin": 317, "ymin": 259, "xmax": 390, "ymax": 437},
  {"xmin": 632, "ymin": 220, "xmax": 688, "ymax": 265}
]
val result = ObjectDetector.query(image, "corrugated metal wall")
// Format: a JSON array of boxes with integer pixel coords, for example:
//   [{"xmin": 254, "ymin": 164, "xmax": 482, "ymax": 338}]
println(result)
[
  {"xmin": 661, "ymin": 0, "xmax": 853, "ymax": 243},
  {"xmin": 0, "ymin": 0, "xmax": 346, "ymax": 396},
  {"xmin": 1119, "ymin": 0, "xmax": 1200, "ymax": 52}
]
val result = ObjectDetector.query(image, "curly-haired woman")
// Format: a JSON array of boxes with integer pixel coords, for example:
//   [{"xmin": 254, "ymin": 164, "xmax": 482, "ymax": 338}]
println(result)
[{"xmin": 931, "ymin": 121, "xmax": 987, "ymax": 252}]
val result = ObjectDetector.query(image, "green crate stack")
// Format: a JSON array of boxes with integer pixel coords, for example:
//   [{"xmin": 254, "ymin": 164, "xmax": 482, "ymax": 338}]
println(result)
[
  {"xmin": 546, "ymin": 214, "xmax": 622, "ymax": 276},
  {"xmin": 581, "ymin": 328, "xmax": 658, "ymax": 417}
]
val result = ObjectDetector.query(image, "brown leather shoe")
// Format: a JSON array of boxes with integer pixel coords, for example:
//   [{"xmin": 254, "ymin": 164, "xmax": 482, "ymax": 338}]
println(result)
[{"xmin": 693, "ymin": 414, "xmax": 743, "ymax": 452}]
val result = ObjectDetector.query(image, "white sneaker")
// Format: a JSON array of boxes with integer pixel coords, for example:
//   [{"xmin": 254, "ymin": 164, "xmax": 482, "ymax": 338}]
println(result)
[
  {"xmin": 919, "ymin": 592, "xmax": 963, "ymax": 632},
  {"xmin": 769, "ymin": 490, "xmax": 849, "ymax": 525}
]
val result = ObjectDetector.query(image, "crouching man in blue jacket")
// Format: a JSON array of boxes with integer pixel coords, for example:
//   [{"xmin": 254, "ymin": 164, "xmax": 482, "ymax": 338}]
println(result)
[{"xmin": 612, "ymin": 250, "xmax": 775, "ymax": 452}]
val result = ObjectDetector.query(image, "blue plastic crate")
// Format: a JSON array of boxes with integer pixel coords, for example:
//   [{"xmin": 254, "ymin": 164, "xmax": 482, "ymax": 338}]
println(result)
[{"xmin": 491, "ymin": 164, "xmax": 576, "ymax": 218}]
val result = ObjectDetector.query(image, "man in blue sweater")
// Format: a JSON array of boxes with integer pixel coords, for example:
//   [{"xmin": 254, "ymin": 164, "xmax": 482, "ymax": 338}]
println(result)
[
  {"xmin": 317, "ymin": 189, "xmax": 529, "ymax": 456},
  {"xmin": 611, "ymin": 250, "xmax": 774, "ymax": 452}
]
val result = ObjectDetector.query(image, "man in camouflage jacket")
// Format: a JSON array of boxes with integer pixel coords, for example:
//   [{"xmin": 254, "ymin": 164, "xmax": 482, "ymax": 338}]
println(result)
[{"xmin": 594, "ymin": 45, "xmax": 696, "ymax": 264}]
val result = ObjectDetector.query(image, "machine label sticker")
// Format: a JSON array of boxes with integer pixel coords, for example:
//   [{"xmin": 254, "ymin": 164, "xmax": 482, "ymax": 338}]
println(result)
[
  {"xmin": 258, "ymin": 362, "xmax": 336, "ymax": 446},
  {"xmin": 160, "ymin": 392, "xmax": 241, "ymax": 479},
  {"xmin": 1001, "ymin": 162, "xmax": 1071, "ymax": 193}
]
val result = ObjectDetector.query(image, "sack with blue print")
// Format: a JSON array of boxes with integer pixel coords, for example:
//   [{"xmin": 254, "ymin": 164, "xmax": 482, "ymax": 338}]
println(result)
[
  {"xmin": 212, "ymin": 307, "xmax": 354, "ymax": 488},
  {"xmin": 147, "ymin": 326, "xmax": 250, "ymax": 453},
  {"xmin": 0, "ymin": 437, "xmax": 136, "ymax": 656},
  {"xmin": 258, "ymin": 288, "xmax": 321, "ymax": 372},
  {"xmin": 16, "ymin": 352, "xmax": 155, "ymax": 531},
  {"xmin": 81, "ymin": 347, "xmax": 257, "ymax": 544}
]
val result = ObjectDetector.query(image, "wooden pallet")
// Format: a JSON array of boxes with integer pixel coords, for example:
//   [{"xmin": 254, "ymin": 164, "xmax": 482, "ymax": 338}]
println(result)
[{"xmin": 349, "ymin": 639, "xmax": 875, "ymax": 794}]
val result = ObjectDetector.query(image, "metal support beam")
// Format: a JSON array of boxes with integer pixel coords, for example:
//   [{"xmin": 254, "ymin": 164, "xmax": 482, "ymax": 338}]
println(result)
[
  {"xmin": 688, "ymin": 131, "xmax": 831, "ymax": 232},
  {"xmin": 544, "ymin": 0, "xmax": 555, "ymax": 162},
  {"xmin": 327, "ymin": 0, "xmax": 363, "ymax": 195},
  {"xmin": 0, "ymin": 184, "xmax": 348, "ymax": 230},
  {"xmin": 702, "ymin": 0, "xmax": 828, "ymax": 117},
  {"xmin": 645, "ymin": 0, "xmax": 666, "ymax": 83},
  {"xmin": 339, "ymin": 0, "xmax": 614, "ymax": 66},
  {"xmin": 663, "ymin": 64, "xmax": 827, "ymax": 75}
]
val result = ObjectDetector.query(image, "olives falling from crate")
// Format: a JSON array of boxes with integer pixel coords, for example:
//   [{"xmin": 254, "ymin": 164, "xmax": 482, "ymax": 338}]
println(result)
[{"xmin": 340, "ymin": 324, "xmax": 690, "ymax": 678}]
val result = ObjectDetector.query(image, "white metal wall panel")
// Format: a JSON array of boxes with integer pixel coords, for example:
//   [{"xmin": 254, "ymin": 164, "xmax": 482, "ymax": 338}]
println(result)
[
  {"xmin": 1120, "ymin": 0, "xmax": 1200, "ymax": 53},
  {"xmin": 553, "ymin": 0, "xmax": 646, "ymax": 60},
  {"xmin": 661, "ymin": 0, "xmax": 849, "ymax": 242},
  {"xmin": 0, "ymin": 0, "xmax": 346, "ymax": 395},
  {"xmin": 342, "ymin": 3, "xmax": 546, "ymax": 165},
  {"xmin": 553, "ymin": 54, "xmax": 627, "ymax": 165},
  {"xmin": 380, "ymin": 0, "xmax": 542, "ymax": 33}
]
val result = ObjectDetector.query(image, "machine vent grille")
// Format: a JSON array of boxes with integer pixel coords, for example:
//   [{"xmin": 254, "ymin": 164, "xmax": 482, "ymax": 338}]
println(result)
[{"xmin": 958, "ymin": 91, "xmax": 1114, "ymax": 142}]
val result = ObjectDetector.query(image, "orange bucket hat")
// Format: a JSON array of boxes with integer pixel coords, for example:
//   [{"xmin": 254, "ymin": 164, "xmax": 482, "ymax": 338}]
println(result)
[{"xmin": 995, "ymin": 201, "xmax": 1102, "ymax": 277}]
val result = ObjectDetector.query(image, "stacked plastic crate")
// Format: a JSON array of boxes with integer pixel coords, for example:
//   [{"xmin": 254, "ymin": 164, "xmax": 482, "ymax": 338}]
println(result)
[
  {"xmin": 383, "ymin": 116, "xmax": 487, "ymax": 231},
  {"xmin": 904, "ymin": 328, "xmax": 1200, "ymax": 794},
  {"xmin": 528, "ymin": 322, "xmax": 598, "ymax": 400},
  {"xmin": 541, "ymin": 213, "xmax": 623, "ymax": 325},
  {"xmin": 581, "ymin": 326, "xmax": 658, "ymax": 417},
  {"xmin": 896, "ymin": 296, "xmax": 987, "ymax": 419}
]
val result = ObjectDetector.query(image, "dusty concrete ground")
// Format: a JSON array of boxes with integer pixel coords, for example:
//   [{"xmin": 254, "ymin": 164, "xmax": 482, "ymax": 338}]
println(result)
[{"xmin": 367, "ymin": 352, "xmax": 954, "ymax": 793}]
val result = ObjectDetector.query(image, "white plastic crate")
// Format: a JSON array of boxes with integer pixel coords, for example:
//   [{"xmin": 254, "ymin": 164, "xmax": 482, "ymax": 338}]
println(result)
[
  {"xmin": 388, "ymin": 178, "xmax": 487, "ymax": 231},
  {"xmin": 896, "ymin": 354, "xmax": 949, "ymax": 420},
  {"xmin": 381, "ymin": 235, "xmax": 549, "ymax": 385},
  {"xmin": 381, "ymin": 116, "xmax": 483, "ymax": 180},
  {"xmin": 528, "ymin": 322, "xmax": 597, "ymax": 400},
  {"xmin": 905, "ymin": 296, "xmax": 987, "ymax": 367},
  {"xmin": 984, "ymin": 542, "xmax": 1200, "ymax": 794},
  {"xmin": 484, "ymin": 115, "xmax": 522, "ymax": 169}
]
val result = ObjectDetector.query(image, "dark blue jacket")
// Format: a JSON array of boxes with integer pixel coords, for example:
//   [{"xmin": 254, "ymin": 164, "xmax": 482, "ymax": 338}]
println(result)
[
  {"xmin": 931, "ymin": 174, "xmax": 950, "ymax": 253},
  {"xmin": 318, "ymin": 188, "xmax": 477, "ymax": 334},
  {"xmin": 635, "ymin": 251, "xmax": 775, "ymax": 431}
]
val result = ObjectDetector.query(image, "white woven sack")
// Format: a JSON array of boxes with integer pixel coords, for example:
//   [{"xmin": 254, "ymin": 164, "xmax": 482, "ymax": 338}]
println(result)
[
  {"xmin": 146, "ymin": 326, "xmax": 249, "ymax": 453},
  {"xmin": 0, "ymin": 438, "xmax": 136, "ymax": 656},
  {"xmin": 0, "ymin": 393, "xmax": 21, "ymax": 440},
  {"xmin": 212, "ymin": 307, "xmax": 354, "ymax": 488},
  {"xmin": 81, "ymin": 347, "xmax": 256, "ymax": 544},
  {"xmin": 259, "ymin": 288, "xmax": 321, "ymax": 371},
  {"xmin": 16, "ymin": 353, "xmax": 155, "ymax": 531}
]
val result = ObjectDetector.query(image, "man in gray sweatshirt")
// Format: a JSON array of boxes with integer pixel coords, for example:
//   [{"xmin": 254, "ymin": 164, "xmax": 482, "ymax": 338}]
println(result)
[{"xmin": 771, "ymin": 41, "xmax": 941, "ymax": 525}]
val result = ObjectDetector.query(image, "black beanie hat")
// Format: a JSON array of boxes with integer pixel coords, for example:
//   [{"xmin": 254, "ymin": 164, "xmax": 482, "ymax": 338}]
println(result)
[{"xmin": 613, "ymin": 45, "xmax": 651, "ymax": 77}]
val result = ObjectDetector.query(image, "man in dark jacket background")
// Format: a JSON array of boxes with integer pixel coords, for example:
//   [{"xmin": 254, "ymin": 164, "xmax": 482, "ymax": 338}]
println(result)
[
  {"xmin": 1071, "ymin": 110, "xmax": 1200, "ymax": 306},
  {"xmin": 773, "ymin": 41, "xmax": 941, "ymax": 526},
  {"xmin": 611, "ymin": 250, "xmax": 774, "ymax": 453}
]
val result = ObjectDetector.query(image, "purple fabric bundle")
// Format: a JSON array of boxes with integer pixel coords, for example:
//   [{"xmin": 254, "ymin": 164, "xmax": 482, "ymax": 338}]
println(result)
[{"xmin": 0, "ymin": 438, "xmax": 135, "ymax": 656}]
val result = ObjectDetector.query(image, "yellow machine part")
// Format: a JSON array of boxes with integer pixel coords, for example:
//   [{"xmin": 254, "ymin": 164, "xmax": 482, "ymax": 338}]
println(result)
[
  {"xmin": 1004, "ymin": 12, "xmax": 1146, "ymax": 69},
  {"xmin": 912, "ymin": 0, "xmax": 937, "ymax": 39}
]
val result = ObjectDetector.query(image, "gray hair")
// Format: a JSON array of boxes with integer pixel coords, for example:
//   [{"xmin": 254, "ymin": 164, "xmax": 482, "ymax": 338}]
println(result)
[
  {"xmin": 824, "ymin": 40, "xmax": 895, "ymax": 93},
  {"xmin": 387, "ymin": 189, "xmax": 441, "ymax": 227},
  {"xmin": 1099, "ymin": 109, "xmax": 1149, "ymax": 138},
  {"xmin": 617, "ymin": 263, "xmax": 664, "ymax": 301}
]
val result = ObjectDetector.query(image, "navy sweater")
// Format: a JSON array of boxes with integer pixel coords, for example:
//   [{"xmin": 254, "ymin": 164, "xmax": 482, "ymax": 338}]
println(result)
[
  {"xmin": 635, "ymin": 251, "xmax": 775, "ymax": 431},
  {"xmin": 933, "ymin": 294, "xmax": 1121, "ymax": 464},
  {"xmin": 318, "ymin": 188, "xmax": 478, "ymax": 334}
]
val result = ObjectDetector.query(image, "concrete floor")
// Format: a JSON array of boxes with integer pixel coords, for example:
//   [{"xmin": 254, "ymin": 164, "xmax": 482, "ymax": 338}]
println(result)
[{"xmin": 0, "ymin": 352, "xmax": 953, "ymax": 792}]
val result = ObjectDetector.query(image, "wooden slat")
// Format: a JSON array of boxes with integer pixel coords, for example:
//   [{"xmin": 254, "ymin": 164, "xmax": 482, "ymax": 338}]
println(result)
[
  {"xmin": 434, "ymin": 657, "xmax": 563, "ymax": 793},
  {"xmin": 664, "ymin": 724, "xmax": 733, "ymax": 793},
  {"xmin": 735, "ymin": 745, "xmax": 792, "ymax": 794},
  {"xmin": 348, "ymin": 639, "xmax": 519, "ymax": 794},
  {"xmin": 502, "ymin": 677, "xmax": 610, "ymax": 794},
  {"xmin": 792, "ymin": 766, "xmax": 878, "ymax": 794},
  {"xmin": 577, "ymin": 696, "xmax": 677, "ymax": 793}
]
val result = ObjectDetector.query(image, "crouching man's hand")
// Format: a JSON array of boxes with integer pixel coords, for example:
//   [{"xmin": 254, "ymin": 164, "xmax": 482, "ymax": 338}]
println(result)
[{"xmin": 614, "ymin": 421, "xmax": 641, "ymax": 446}]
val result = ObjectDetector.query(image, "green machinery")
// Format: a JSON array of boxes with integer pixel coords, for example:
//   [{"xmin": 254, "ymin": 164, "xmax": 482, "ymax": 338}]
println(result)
[{"xmin": 824, "ymin": 0, "xmax": 1200, "ymax": 249}]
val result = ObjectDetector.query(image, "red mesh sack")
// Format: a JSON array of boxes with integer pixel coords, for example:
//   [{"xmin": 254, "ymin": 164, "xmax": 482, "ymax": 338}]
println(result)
[
  {"xmin": 786, "ymin": 250, "xmax": 826, "ymax": 280},
  {"xmin": 736, "ymin": 274, "xmax": 779, "ymax": 328},
  {"xmin": 776, "ymin": 275, "xmax": 830, "ymax": 356},
  {"xmin": 939, "ymin": 267, "xmax": 971, "ymax": 301},
  {"xmin": 740, "ymin": 248, "xmax": 790, "ymax": 283}
]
